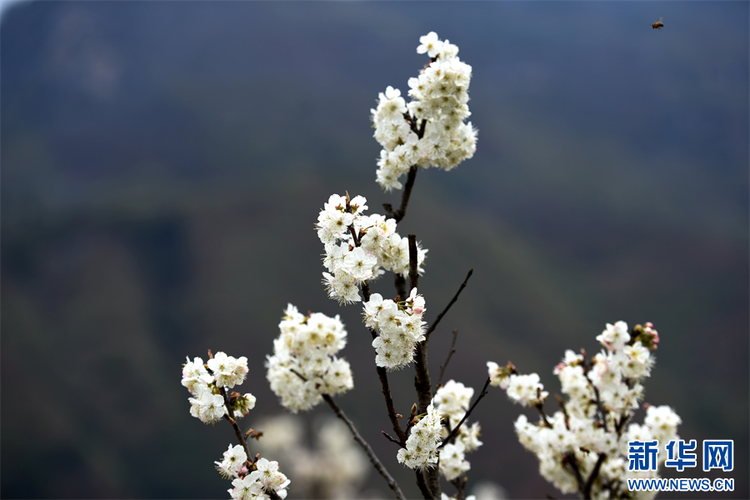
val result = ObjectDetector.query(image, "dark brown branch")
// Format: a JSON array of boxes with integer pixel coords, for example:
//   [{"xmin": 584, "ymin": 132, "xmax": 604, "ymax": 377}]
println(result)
[
  {"xmin": 582, "ymin": 453, "xmax": 607, "ymax": 499},
  {"xmin": 436, "ymin": 329, "xmax": 459, "ymax": 391},
  {"xmin": 439, "ymin": 377, "xmax": 491, "ymax": 448},
  {"xmin": 410, "ymin": 232, "xmax": 432, "ymax": 415},
  {"xmin": 450, "ymin": 476, "xmax": 468, "ymax": 500},
  {"xmin": 562, "ymin": 452, "xmax": 586, "ymax": 493},
  {"xmin": 415, "ymin": 470, "xmax": 435, "ymax": 499},
  {"xmin": 614, "ymin": 412, "xmax": 631, "ymax": 437},
  {"xmin": 383, "ymin": 165, "xmax": 419, "ymax": 223},
  {"xmin": 590, "ymin": 383, "xmax": 609, "ymax": 433},
  {"xmin": 348, "ymin": 224, "xmax": 362, "ymax": 247},
  {"xmin": 408, "ymin": 234, "xmax": 420, "ymax": 292},
  {"xmin": 377, "ymin": 365, "xmax": 408, "ymax": 445},
  {"xmin": 394, "ymin": 274, "xmax": 407, "ymax": 301},
  {"xmin": 425, "ymin": 269, "xmax": 473, "ymax": 341},
  {"xmin": 579, "ymin": 351, "xmax": 609, "ymax": 433},
  {"xmin": 534, "ymin": 400, "xmax": 552, "ymax": 428},
  {"xmin": 414, "ymin": 339, "xmax": 440, "ymax": 497},
  {"xmin": 413, "ymin": 344, "xmax": 433, "ymax": 415},
  {"xmin": 407, "ymin": 235, "xmax": 439, "ymax": 497},
  {"xmin": 555, "ymin": 394, "xmax": 571, "ymax": 431},
  {"xmin": 323, "ymin": 394, "xmax": 406, "ymax": 500}
]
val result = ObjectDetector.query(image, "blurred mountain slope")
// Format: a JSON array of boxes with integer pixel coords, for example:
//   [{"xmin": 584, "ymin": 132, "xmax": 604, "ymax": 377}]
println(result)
[{"xmin": 2, "ymin": 1, "xmax": 747, "ymax": 499}]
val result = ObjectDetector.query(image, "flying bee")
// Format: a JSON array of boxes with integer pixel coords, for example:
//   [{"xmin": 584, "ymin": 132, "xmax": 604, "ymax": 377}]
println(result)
[{"xmin": 652, "ymin": 17, "xmax": 664, "ymax": 29}]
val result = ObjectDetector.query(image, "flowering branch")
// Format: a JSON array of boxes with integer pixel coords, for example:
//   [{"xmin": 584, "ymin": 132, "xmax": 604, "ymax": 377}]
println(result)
[
  {"xmin": 269, "ymin": 31, "xmax": 480, "ymax": 500},
  {"xmin": 181, "ymin": 28, "xmax": 686, "ymax": 500},
  {"xmin": 182, "ymin": 352, "xmax": 291, "ymax": 500},
  {"xmin": 487, "ymin": 322, "xmax": 678, "ymax": 499},
  {"xmin": 436, "ymin": 329, "xmax": 459, "ymax": 390}
]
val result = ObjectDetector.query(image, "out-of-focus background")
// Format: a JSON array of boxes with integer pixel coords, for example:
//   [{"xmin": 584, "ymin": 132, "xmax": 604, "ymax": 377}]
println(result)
[{"xmin": 2, "ymin": 1, "xmax": 747, "ymax": 499}]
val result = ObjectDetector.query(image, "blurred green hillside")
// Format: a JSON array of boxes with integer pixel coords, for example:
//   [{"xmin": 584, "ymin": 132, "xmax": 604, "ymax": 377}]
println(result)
[{"xmin": 2, "ymin": 1, "xmax": 747, "ymax": 499}]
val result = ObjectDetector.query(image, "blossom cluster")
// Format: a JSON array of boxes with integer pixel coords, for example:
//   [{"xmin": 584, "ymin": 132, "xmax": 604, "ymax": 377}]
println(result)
[
  {"xmin": 433, "ymin": 380, "xmax": 483, "ymax": 481},
  {"xmin": 371, "ymin": 32, "xmax": 477, "ymax": 191},
  {"xmin": 183, "ymin": 352, "xmax": 290, "ymax": 499},
  {"xmin": 316, "ymin": 193, "xmax": 426, "ymax": 304},
  {"xmin": 226, "ymin": 456, "xmax": 291, "ymax": 500},
  {"xmin": 488, "ymin": 322, "xmax": 678, "ymax": 498},
  {"xmin": 396, "ymin": 403, "xmax": 443, "ymax": 470},
  {"xmin": 363, "ymin": 287, "xmax": 427, "ymax": 370},
  {"xmin": 266, "ymin": 305, "xmax": 353, "ymax": 412},
  {"xmin": 182, "ymin": 353, "xmax": 256, "ymax": 424},
  {"xmin": 218, "ymin": 445, "xmax": 291, "ymax": 500}
]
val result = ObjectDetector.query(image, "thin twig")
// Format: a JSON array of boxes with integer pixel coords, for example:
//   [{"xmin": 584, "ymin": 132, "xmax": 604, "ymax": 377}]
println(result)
[
  {"xmin": 436, "ymin": 329, "xmax": 459, "ymax": 391},
  {"xmin": 220, "ymin": 388, "xmax": 252, "ymax": 463},
  {"xmin": 439, "ymin": 377, "xmax": 491, "ymax": 448},
  {"xmin": 322, "ymin": 394, "xmax": 406, "ymax": 500},
  {"xmin": 555, "ymin": 394, "xmax": 571, "ymax": 431},
  {"xmin": 425, "ymin": 269, "xmax": 473, "ymax": 341},
  {"xmin": 534, "ymin": 400, "xmax": 552, "ymax": 428},
  {"xmin": 381, "ymin": 431, "xmax": 401, "ymax": 446}
]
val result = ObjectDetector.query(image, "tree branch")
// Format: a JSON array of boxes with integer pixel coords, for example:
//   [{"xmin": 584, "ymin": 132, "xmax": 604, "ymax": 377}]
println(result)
[
  {"xmin": 377, "ymin": 365, "xmax": 408, "ymax": 445},
  {"xmin": 562, "ymin": 452, "xmax": 586, "ymax": 493},
  {"xmin": 415, "ymin": 470, "xmax": 435, "ymax": 499},
  {"xmin": 582, "ymin": 453, "xmax": 607, "ymax": 500},
  {"xmin": 383, "ymin": 165, "xmax": 419, "ymax": 223},
  {"xmin": 410, "ymin": 235, "xmax": 432, "ymax": 415},
  {"xmin": 408, "ymin": 234, "xmax": 420, "ymax": 292},
  {"xmin": 407, "ymin": 235, "xmax": 440, "ymax": 497},
  {"xmin": 323, "ymin": 394, "xmax": 406, "ymax": 500}
]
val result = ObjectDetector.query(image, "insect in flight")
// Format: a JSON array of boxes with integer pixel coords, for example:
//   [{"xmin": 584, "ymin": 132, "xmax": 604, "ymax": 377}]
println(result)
[{"xmin": 652, "ymin": 17, "xmax": 664, "ymax": 29}]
